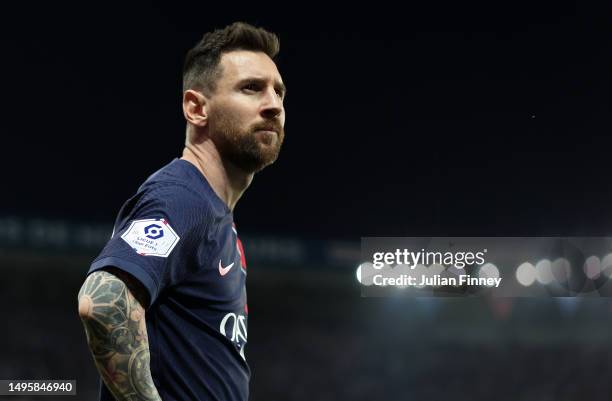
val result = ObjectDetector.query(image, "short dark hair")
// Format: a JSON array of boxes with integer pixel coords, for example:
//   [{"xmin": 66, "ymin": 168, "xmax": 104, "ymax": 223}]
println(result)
[{"xmin": 183, "ymin": 22, "xmax": 280, "ymax": 94}]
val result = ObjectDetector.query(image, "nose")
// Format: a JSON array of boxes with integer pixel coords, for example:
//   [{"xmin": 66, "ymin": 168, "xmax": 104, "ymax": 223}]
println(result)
[{"xmin": 260, "ymin": 87, "xmax": 283, "ymax": 120}]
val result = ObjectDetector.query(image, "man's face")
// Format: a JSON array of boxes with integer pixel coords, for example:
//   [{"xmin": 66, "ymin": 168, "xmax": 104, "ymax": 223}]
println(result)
[{"xmin": 206, "ymin": 50, "xmax": 286, "ymax": 173}]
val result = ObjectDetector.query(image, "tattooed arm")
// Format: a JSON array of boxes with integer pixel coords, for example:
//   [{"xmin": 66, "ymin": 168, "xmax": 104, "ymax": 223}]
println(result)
[{"xmin": 78, "ymin": 267, "xmax": 162, "ymax": 401}]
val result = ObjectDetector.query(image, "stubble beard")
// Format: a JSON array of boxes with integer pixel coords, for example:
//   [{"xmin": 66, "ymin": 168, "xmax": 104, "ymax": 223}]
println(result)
[{"xmin": 208, "ymin": 108, "xmax": 284, "ymax": 173}]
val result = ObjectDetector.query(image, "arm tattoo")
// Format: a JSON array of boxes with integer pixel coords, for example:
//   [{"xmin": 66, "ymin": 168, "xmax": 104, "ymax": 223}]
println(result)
[{"xmin": 78, "ymin": 270, "xmax": 161, "ymax": 401}]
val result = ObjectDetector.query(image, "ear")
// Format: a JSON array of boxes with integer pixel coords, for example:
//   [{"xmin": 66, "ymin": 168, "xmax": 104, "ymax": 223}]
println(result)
[{"xmin": 182, "ymin": 89, "xmax": 208, "ymax": 127}]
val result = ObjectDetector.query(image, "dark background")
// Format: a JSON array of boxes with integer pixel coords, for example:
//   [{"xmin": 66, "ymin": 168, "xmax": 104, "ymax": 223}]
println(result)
[
  {"xmin": 3, "ymin": 2, "xmax": 612, "ymax": 400},
  {"xmin": 4, "ymin": 2, "xmax": 612, "ymax": 238}
]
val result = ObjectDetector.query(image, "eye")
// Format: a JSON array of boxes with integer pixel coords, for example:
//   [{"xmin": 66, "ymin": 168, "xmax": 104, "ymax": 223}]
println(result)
[{"xmin": 242, "ymin": 83, "xmax": 261, "ymax": 93}]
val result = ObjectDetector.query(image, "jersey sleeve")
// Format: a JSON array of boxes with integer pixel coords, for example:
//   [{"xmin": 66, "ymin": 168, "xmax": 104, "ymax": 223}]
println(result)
[{"xmin": 88, "ymin": 183, "xmax": 210, "ymax": 308}]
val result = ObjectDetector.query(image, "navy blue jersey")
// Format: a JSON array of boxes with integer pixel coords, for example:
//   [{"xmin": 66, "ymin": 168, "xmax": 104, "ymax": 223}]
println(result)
[{"xmin": 88, "ymin": 158, "xmax": 250, "ymax": 401}]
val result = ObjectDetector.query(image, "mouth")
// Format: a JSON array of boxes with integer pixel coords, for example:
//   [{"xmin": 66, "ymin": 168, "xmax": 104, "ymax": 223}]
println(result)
[{"xmin": 254, "ymin": 129, "xmax": 278, "ymax": 146}]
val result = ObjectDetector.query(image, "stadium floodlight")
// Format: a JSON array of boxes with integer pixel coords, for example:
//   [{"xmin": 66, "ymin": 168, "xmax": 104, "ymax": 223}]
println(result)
[
  {"xmin": 515, "ymin": 262, "xmax": 536, "ymax": 287},
  {"xmin": 412, "ymin": 264, "xmax": 427, "ymax": 289},
  {"xmin": 478, "ymin": 263, "xmax": 500, "ymax": 287},
  {"xmin": 446, "ymin": 265, "xmax": 463, "ymax": 287},
  {"xmin": 535, "ymin": 259, "xmax": 554, "ymax": 285},
  {"xmin": 583, "ymin": 256, "xmax": 601, "ymax": 280},
  {"xmin": 428, "ymin": 263, "xmax": 445, "ymax": 276},
  {"xmin": 601, "ymin": 253, "xmax": 612, "ymax": 278},
  {"xmin": 356, "ymin": 262, "xmax": 376, "ymax": 286},
  {"xmin": 551, "ymin": 257, "xmax": 571, "ymax": 283}
]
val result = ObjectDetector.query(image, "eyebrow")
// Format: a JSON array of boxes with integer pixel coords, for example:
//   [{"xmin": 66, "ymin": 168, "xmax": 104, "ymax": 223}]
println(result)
[{"xmin": 238, "ymin": 77, "xmax": 287, "ymax": 97}]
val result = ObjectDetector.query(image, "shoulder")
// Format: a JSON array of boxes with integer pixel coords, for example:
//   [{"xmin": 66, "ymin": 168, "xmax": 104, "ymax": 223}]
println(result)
[
  {"xmin": 142, "ymin": 180, "xmax": 205, "ymax": 207},
  {"xmin": 136, "ymin": 161, "xmax": 207, "ymax": 211},
  {"xmin": 129, "ymin": 182, "xmax": 211, "ymax": 240},
  {"xmin": 115, "ymin": 160, "xmax": 227, "ymax": 242},
  {"xmin": 137, "ymin": 159, "xmax": 220, "ymax": 216}
]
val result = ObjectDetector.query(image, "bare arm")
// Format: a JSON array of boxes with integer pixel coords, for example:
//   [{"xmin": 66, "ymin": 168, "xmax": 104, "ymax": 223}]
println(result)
[{"xmin": 78, "ymin": 268, "xmax": 161, "ymax": 401}]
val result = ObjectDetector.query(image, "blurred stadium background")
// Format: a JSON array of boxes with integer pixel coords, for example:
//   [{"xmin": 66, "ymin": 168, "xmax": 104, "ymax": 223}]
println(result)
[{"xmin": 2, "ymin": 217, "xmax": 612, "ymax": 401}]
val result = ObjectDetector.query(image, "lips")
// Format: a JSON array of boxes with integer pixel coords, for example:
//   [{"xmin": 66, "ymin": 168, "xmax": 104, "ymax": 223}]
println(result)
[
  {"xmin": 254, "ymin": 129, "xmax": 278, "ymax": 146},
  {"xmin": 252, "ymin": 122, "xmax": 281, "ymax": 135}
]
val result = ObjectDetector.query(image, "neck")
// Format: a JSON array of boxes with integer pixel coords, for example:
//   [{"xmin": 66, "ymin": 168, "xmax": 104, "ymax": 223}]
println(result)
[{"xmin": 181, "ymin": 138, "xmax": 253, "ymax": 211}]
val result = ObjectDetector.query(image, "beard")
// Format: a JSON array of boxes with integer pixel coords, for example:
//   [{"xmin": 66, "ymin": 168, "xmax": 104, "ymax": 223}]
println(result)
[{"xmin": 208, "ymin": 108, "xmax": 285, "ymax": 173}]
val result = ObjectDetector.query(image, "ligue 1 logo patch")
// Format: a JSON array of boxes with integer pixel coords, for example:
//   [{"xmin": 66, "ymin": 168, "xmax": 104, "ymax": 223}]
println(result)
[{"xmin": 121, "ymin": 218, "xmax": 180, "ymax": 257}]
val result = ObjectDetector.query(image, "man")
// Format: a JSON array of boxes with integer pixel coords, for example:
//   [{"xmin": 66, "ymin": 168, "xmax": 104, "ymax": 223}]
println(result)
[{"xmin": 77, "ymin": 22, "xmax": 286, "ymax": 401}]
